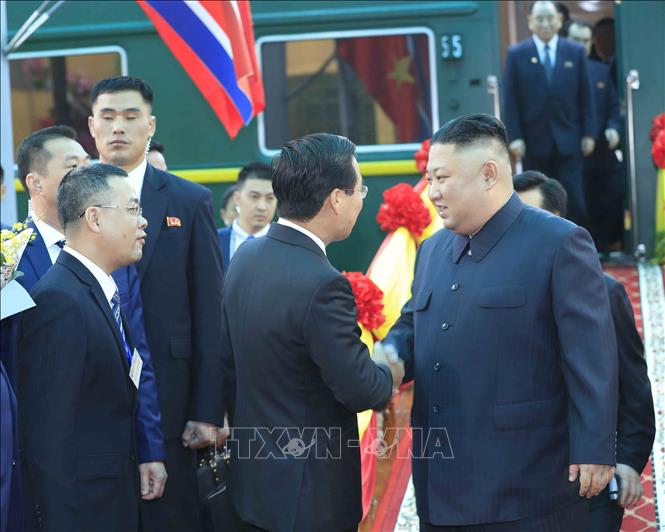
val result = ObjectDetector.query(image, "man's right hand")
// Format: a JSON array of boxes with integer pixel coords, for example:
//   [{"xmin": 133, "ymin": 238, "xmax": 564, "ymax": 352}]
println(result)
[
  {"xmin": 374, "ymin": 342, "xmax": 405, "ymax": 389},
  {"xmin": 509, "ymin": 139, "xmax": 526, "ymax": 158}
]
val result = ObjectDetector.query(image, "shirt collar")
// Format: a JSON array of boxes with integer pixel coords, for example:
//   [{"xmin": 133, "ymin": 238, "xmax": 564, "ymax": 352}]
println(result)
[
  {"xmin": 532, "ymin": 33, "xmax": 558, "ymax": 55},
  {"xmin": 277, "ymin": 218, "xmax": 327, "ymax": 255},
  {"xmin": 62, "ymin": 246, "xmax": 118, "ymax": 304},
  {"xmin": 451, "ymin": 193, "xmax": 524, "ymax": 263},
  {"xmin": 126, "ymin": 158, "xmax": 148, "ymax": 197},
  {"xmin": 232, "ymin": 219, "xmax": 270, "ymax": 240},
  {"xmin": 33, "ymin": 218, "xmax": 65, "ymax": 249}
]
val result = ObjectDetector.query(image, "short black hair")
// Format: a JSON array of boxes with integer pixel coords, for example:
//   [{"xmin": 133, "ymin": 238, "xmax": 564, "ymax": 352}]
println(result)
[
  {"xmin": 221, "ymin": 185, "xmax": 238, "ymax": 210},
  {"xmin": 431, "ymin": 113, "xmax": 510, "ymax": 155},
  {"xmin": 148, "ymin": 140, "xmax": 164, "ymax": 154},
  {"xmin": 90, "ymin": 76, "xmax": 154, "ymax": 108},
  {"xmin": 57, "ymin": 163, "xmax": 128, "ymax": 231},
  {"xmin": 16, "ymin": 125, "xmax": 77, "ymax": 197},
  {"xmin": 272, "ymin": 133, "xmax": 357, "ymax": 221},
  {"xmin": 513, "ymin": 170, "xmax": 568, "ymax": 217},
  {"xmin": 237, "ymin": 162, "xmax": 272, "ymax": 187},
  {"xmin": 594, "ymin": 17, "xmax": 614, "ymax": 32},
  {"xmin": 569, "ymin": 19, "xmax": 592, "ymax": 32}
]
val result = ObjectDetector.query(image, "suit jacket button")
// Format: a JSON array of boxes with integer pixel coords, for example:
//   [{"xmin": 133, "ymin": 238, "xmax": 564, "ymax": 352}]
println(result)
[
  {"xmin": 433, "ymin": 362, "xmax": 441, "ymax": 372},
  {"xmin": 441, "ymin": 322, "xmax": 450, "ymax": 330},
  {"xmin": 130, "ymin": 454, "xmax": 136, "ymax": 463},
  {"xmin": 451, "ymin": 283, "xmax": 459, "ymax": 291},
  {"xmin": 11, "ymin": 459, "xmax": 16, "ymax": 468},
  {"xmin": 432, "ymin": 405, "xmax": 440, "ymax": 414}
]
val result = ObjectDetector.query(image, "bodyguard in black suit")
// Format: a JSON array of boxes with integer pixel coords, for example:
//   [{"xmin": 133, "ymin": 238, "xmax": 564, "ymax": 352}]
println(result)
[
  {"xmin": 17, "ymin": 163, "xmax": 148, "ymax": 531},
  {"xmin": 568, "ymin": 21, "xmax": 624, "ymax": 252},
  {"xmin": 381, "ymin": 115, "xmax": 617, "ymax": 530},
  {"xmin": 89, "ymin": 76, "xmax": 225, "ymax": 531},
  {"xmin": 513, "ymin": 172, "xmax": 656, "ymax": 532},
  {"xmin": 221, "ymin": 133, "xmax": 401, "ymax": 532},
  {"xmin": 503, "ymin": 1, "xmax": 596, "ymax": 226}
]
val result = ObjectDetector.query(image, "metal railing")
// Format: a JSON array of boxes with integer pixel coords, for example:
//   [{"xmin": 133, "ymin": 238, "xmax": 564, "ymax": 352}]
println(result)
[{"xmin": 625, "ymin": 69, "xmax": 646, "ymax": 261}]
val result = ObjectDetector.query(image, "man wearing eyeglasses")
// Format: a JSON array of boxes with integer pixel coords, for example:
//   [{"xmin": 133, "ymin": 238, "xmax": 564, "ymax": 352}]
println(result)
[
  {"xmin": 221, "ymin": 133, "xmax": 401, "ymax": 532},
  {"xmin": 11, "ymin": 126, "xmax": 168, "ymax": 509},
  {"xmin": 16, "ymin": 163, "xmax": 150, "ymax": 530},
  {"xmin": 88, "ymin": 76, "xmax": 225, "ymax": 531}
]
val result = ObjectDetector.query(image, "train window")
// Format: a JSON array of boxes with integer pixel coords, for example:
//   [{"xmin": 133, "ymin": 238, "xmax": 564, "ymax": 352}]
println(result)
[
  {"xmin": 9, "ymin": 47, "xmax": 126, "ymax": 159},
  {"xmin": 258, "ymin": 29, "xmax": 437, "ymax": 154}
]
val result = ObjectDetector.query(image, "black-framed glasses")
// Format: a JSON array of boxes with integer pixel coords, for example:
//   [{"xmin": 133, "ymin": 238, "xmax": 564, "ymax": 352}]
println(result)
[
  {"xmin": 344, "ymin": 185, "xmax": 368, "ymax": 199},
  {"xmin": 78, "ymin": 204, "xmax": 143, "ymax": 219}
]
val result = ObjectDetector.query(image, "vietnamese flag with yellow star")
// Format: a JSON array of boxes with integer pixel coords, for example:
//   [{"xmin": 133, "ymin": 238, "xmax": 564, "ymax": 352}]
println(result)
[{"xmin": 337, "ymin": 35, "xmax": 428, "ymax": 142}]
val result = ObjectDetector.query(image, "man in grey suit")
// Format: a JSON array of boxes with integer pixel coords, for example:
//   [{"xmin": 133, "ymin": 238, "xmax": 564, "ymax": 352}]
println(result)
[{"xmin": 221, "ymin": 133, "xmax": 403, "ymax": 532}]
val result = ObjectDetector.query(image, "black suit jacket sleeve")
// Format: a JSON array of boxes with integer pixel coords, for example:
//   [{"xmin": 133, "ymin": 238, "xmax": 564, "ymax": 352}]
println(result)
[
  {"xmin": 17, "ymin": 293, "xmax": 86, "ymax": 527},
  {"xmin": 578, "ymin": 47, "xmax": 596, "ymax": 138},
  {"xmin": 609, "ymin": 281, "xmax": 655, "ymax": 473},
  {"xmin": 187, "ymin": 189, "xmax": 225, "ymax": 425},
  {"xmin": 304, "ymin": 275, "xmax": 392, "ymax": 413}
]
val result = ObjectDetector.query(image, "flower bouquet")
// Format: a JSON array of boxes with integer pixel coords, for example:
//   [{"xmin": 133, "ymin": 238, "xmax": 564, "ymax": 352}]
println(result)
[{"xmin": 1, "ymin": 223, "xmax": 36, "ymax": 320}]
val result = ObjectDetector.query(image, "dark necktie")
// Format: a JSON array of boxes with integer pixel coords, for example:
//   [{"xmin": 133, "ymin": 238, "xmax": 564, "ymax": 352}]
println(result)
[
  {"xmin": 111, "ymin": 290, "xmax": 133, "ymax": 365},
  {"xmin": 55, "ymin": 239, "xmax": 65, "ymax": 249},
  {"xmin": 543, "ymin": 44, "xmax": 553, "ymax": 84},
  {"xmin": 245, "ymin": 235, "xmax": 255, "ymax": 241}
]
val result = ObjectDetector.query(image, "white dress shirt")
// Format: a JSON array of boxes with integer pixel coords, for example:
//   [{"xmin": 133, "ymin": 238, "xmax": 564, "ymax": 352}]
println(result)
[
  {"xmin": 33, "ymin": 218, "xmax": 65, "ymax": 265},
  {"xmin": 126, "ymin": 157, "xmax": 148, "ymax": 197},
  {"xmin": 62, "ymin": 246, "xmax": 118, "ymax": 308},
  {"xmin": 532, "ymin": 33, "xmax": 558, "ymax": 69},
  {"xmin": 229, "ymin": 219, "xmax": 270, "ymax": 259},
  {"xmin": 277, "ymin": 218, "xmax": 326, "ymax": 255}
]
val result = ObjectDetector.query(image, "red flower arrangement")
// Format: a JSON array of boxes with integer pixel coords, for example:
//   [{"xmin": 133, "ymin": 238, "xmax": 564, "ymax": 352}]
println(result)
[
  {"xmin": 341, "ymin": 271, "xmax": 386, "ymax": 331},
  {"xmin": 414, "ymin": 139, "xmax": 431, "ymax": 175},
  {"xmin": 376, "ymin": 183, "xmax": 432, "ymax": 237},
  {"xmin": 653, "ymin": 130, "xmax": 665, "ymax": 170},
  {"xmin": 650, "ymin": 113, "xmax": 665, "ymax": 142}
]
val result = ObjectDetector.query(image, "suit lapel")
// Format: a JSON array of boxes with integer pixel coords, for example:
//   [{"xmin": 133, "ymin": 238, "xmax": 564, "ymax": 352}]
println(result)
[
  {"xmin": 137, "ymin": 165, "xmax": 168, "ymax": 281},
  {"xmin": 57, "ymin": 253, "xmax": 134, "ymax": 391},
  {"xmin": 527, "ymin": 40, "xmax": 549, "ymax": 86},
  {"xmin": 23, "ymin": 221, "xmax": 52, "ymax": 280}
]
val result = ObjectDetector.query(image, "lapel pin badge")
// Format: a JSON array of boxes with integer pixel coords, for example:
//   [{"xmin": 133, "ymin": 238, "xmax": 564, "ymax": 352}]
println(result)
[
  {"xmin": 166, "ymin": 216, "xmax": 182, "ymax": 227},
  {"xmin": 531, "ymin": 56, "xmax": 538, "ymax": 64},
  {"xmin": 597, "ymin": 81, "xmax": 606, "ymax": 89},
  {"xmin": 564, "ymin": 60, "xmax": 574, "ymax": 68}
]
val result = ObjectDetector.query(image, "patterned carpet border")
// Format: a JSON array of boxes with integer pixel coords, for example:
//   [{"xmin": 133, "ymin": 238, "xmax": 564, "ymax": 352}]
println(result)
[{"xmin": 639, "ymin": 264, "xmax": 665, "ymax": 531}]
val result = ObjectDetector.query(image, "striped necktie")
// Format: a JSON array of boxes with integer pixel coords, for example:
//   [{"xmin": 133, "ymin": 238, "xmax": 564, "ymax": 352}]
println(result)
[{"xmin": 111, "ymin": 290, "xmax": 133, "ymax": 365}]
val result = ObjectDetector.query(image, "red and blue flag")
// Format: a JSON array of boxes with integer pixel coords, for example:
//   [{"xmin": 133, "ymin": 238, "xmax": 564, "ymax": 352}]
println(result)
[{"xmin": 137, "ymin": 0, "xmax": 265, "ymax": 138}]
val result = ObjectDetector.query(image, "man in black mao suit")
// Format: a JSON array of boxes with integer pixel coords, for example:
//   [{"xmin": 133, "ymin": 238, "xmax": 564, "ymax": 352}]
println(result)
[
  {"xmin": 502, "ymin": 1, "xmax": 596, "ymax": 226},
  {"xmin": 514, "ymin": 171, "xmax": 656, "ymax": 532},
  {"xmin": 89, "ymin": 76, "xmax": 225, "ymax": 531},
  {"xmin": 221, "ymin": 133, "xmax": 402, "ymax": 532},
  {"xmin": 17, "ymin": 163, "xmax": 148, "ymax": 531}
]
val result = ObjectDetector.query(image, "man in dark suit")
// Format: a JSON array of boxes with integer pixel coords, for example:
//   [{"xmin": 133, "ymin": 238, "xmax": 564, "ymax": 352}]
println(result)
[
  {"xmin": 217, "ymin": 162, "xmax": 276, "ymax": 274},
  {"xmin": 568, "ymin": 20, "xmax": 624, "ymax": 253},
  {"xmin": 10, "ymin": 126, "xmax": 167, "ymax": 501},
  {"xmin": 379, "ymin": 114, "xmax": 617, "ymax": 530},
  {"xmin": 502, "ymin": 0, "xmax": 596, "ymax": 226},
  {"xmin": 514, "ymin": 170, "xmax": 655, "ymax": 532},
  {"xmin": 0, "ymin": 361, "xmax": 21, "ymax": 532},
  {"xmin": 17, "ymin": 163, "xmax": 148, "ymax": 530},
  {"xmin": 89, "ymin": 76, "xmax": 225, "ymax": 531},
  {"xmin": 222, "ymin": 133, "xmax": 402, "ymax": 532}
]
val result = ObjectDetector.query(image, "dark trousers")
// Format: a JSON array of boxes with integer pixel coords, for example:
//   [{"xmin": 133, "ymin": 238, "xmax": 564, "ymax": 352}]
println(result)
[
  {"xmin": 524, "ymin": 151, "xmax": 587, "ymax": 227},
  {"xmin": 588, "ymin": 487, "xmax": 624, "ymax": 532},
  {"xmin": 420, "ymin": 498, "xmax": 588, "ymax": 532},
  {"xmin": 140, "ymin": 438, "xmax": 201, "ymax": 532},
  {"xmin": 584, "ymin": 159, "xmax": 624, "ymax": 252}
]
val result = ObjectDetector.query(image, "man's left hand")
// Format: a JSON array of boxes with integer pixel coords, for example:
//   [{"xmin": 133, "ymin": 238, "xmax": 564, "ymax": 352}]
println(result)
[
  {"xmin": 616, "ymin": 463, "xmax": 643, "ymax": 508},
  {"xmin": 138, "ymin": 461, "xmax": 167, "ymax": 500},
  {"xmin": 182, "ymin": 420, "xmax": 219, "ymax": 449},
  {"xmin": 581, "ymin": 136, "xmax": 596, "ymax": 156},
  {"xmin": 569, "ymin": 463, "xmax": 614, "ymax": 498},
  {"xmin": 604, "ymin": 128, "xmax": 620, "ymax": 150}
]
